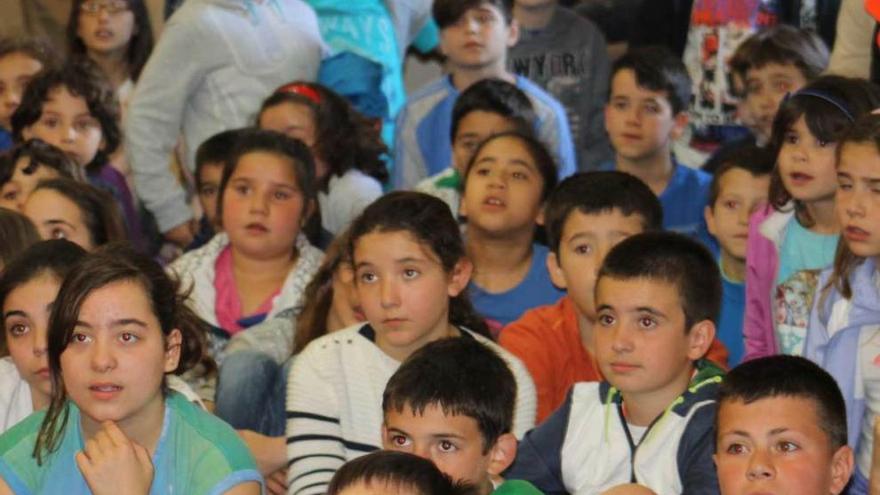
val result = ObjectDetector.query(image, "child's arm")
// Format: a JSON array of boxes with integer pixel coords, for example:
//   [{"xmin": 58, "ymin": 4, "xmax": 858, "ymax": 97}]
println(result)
[
  {"xmin": 677, "ymin": 405, "xmax": 720, "ymax": 495},
  {"xmin": 0, "ymin": 476, "xmax": 12, "ymax": 495},
  {"xmin": 285, "ymin": 349, "xmax": 348, "ymax": 495}
]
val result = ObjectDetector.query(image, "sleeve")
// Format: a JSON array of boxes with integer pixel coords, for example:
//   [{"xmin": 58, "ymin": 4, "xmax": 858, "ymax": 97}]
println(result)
[
  {"xmin": 285, "ymin": 348, "xmax": 346, "ymax": 495},
  {"xmin": 391, "ymin": 100, "xmax": 420, "ymax": 189},
  {"xmin": 579, "ymin": 23, "xmax": 614, "ymax": 171},
  {"xmin": 326, "ymin": 174, "xmax": 383, "ymax": 235},
  {"xmin": 826, "ymin": 0, "xmax": 874, "ymax": 79},
  {"xmin": 742, "ymin": 208, "xmax": 777, "ymax": 361},
  {"xmin": 125, "ymin": 17, "xmax": 212, "ymax": 232},
  {"xmin": 506, "ymin": 353, "xmax": 538, "ymax": 439},
  {"xmin": 676, "ymin": 404, "xmax": 721, "ymax": 495},
  {"xmin": 537, "ymin": 98, "xmax": 577, "ymax": 180},
  {"xmin": 500, "ymin": 320, "xmax": 554, "ymax": 424},
  {"xmin": 503, "ymin": 390, "xmax": 572, "ymax": 495}
]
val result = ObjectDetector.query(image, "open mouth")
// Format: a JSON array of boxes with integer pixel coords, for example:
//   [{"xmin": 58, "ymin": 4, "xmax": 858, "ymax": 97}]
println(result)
[
  {"xmin": 245, "ymin": 222, "xmax": 269, "ymax": 233},
  {"xmin": 89, "ymin": 383, "xmax": 123, "ymax": 399},
  {"xmin": 845, "ymin": 225, "xmax": 870, "ymax": 241}
]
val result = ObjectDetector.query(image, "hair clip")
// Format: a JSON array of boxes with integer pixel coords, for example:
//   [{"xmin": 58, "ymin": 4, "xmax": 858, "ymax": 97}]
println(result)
[{"xmin": 275, "ymin": 83, "xmax": 321, "ymax": 104}]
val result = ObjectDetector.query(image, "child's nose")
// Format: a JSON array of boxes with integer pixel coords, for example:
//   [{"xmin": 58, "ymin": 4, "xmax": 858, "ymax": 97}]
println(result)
[
  {"xmin": 745, "ymin": 451, "xmax": 775, "ymax": 481},
  {"xmin": 379, "ymin": 278, "xmax": 400, "ymax": 308},
  {"xmin": 90, "ymin": 339, "xmax": 117, "ymax": 372}
]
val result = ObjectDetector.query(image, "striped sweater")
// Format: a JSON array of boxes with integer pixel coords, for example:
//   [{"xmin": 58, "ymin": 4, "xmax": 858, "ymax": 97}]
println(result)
[{"xmin": 285, "ymin": 324, "xmax": 537, "ymax": 495}]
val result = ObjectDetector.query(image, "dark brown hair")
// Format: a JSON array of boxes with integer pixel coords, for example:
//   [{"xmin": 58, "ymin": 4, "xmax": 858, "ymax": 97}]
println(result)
[
  {"xmin": 0, "ymin": 209, "xmax": 41, "ymax": 271},
  {"xmin": 66, "ymin": 0, "xmax": 154, "ymax": 81},
  {"xmin": 327, "ymin": 451, "xmax": 479, "ymax": 495},
  {"xmin": 34, "ymin": 243, "xmax": 211, "ymax": 463},
  {"xmin": 31, "ymin": 178, "xmax": 127, "ymax": 248},
  {"xmin": 0, "ymin": 37, "xmax": 59, "ymax": 72},
  {"xmin": 729, "ymin": 25, "xmax": 828, "ymax": 96}
]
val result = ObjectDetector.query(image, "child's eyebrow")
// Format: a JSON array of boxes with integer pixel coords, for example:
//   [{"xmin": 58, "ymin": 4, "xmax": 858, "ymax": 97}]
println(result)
[
  {"xmin": 74, "ymin": 318, "xmax": 149, "ymax": 330},
  {"xmin": 633, "ymin": 306, "xmax": 667, "ymax": 318},
  {"xmin": 43, "ymin": 219, "xmax": 75, "ymax": 229},
  {"xmin": 3, "ymin": 310, "xmax": 28, "ymax": 320},
  {"xmin": 429, "ymin": 433, "xmax": 467, "ymax": 440}
]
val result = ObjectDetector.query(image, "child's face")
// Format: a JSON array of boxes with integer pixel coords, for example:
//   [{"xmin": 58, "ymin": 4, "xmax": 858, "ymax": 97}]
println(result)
[
  {"xmin": 3, "ymin": 272, "xmax": 60, "ymax": 408},
  {"xmin": 22, "ymin": 86, "xmax": 105, "ymax": 167},
  {"xmin": 0, "ymin": 158, "xmax": 63, "ymax": 211},
  {"xmin": 777, "ymin": 115, "xmax": 838, "ymax": 204},
  {"xmin": 258, "ymin": 101, "xmax": 327, "ymax": 179},
  {"xmin": 548, "ymin": 209, "xmax": 646, "ymax": 321},
  {"xmin": 605, "ymin": 69, "xmax": 686, "ymax": 163},
  {"xmin": 23, "ymin": 188, "xmax": 95, "ymax": 250},
  {"xmin": 836, "ymin": 141, "xmax": 880, "ymax": 258},
  {"xmin": 221, "ymin": 151, "xmax": 309, "ymax": 261},
  {"xmin": 715, "ymin": 396, "xmax": 853, "ymax": 495},
  {"xmin": 740, "ymin": 63, "xmax": 807, "ymax": 144},
  {"xmin": 384, "ymin": 404, "xmax": 508, "ymax": 494},
  {"xmin": 594, "ymin": 276, "xmax": 711, "ymax": 404},
  {"xmin": 76, "ymin": 1, "xmax": 136, "ymax": 57},
  {"xmin": 0, "ymin": 52, "xmax": 43, "ymax": 129},
  {"xmin": 60, "ymin": 280, "xmax": 181, "ymax": 435},
  {"xmin": 353, "ymin": 230, "xmax": 470, "ymax": 361},
  {"xmin": 460, "ymin": 136, "xmax": 545, "ymax": 236},
  {"xmin": 705, "ymin": 169, "xmax": 770, "ymax": 261},
  {"xmin": 197, "ymin": 162, "xmax": 223, "ymax": 228},
  {"xmin": 439, "ymin": 4, "xmax": 518, "ymax": 71},
  {"xmin": 452, "ymin": 111, "xmax": 520, "ymax": 174}
]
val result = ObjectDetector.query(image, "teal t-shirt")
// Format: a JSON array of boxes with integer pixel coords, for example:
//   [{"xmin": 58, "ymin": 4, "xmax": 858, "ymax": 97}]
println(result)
[
  {"xmin": 495, "ymin": 479, "xmax": 544, "ymax": 494},
  {"xmin": 774, "ymin": 219, "xmax": 839, "ymax": 355},
  {"xmin": 0, "ymin": 393, "xmax": 261, "ymax": 495}
]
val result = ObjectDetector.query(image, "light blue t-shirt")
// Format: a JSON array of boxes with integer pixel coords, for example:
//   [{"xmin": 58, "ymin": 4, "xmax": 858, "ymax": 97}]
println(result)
[
  {"xmin": 468, "ymin": 244, "xmax": 565, "ymax": 333},
  {"xmin": 718, "ymin": 267, "xmax": 745, "ymax": 366},
  {"xmin": 773, "ymin": 219, "xmax": 839, "ymax": 355},
  {"xmin": 0, "ymin": 393, "xmax": 262, "ymax": 495}
]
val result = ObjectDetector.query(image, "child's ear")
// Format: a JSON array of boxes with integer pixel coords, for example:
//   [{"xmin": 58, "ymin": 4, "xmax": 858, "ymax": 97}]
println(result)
[
  {"xmin": 828, "ymin": 445, "xmax": 855, "ymax": 495},
  {"xmin": 447, "ymin": 257, "xmax": 473, "ymax": 297},
  {"xmin": 164, "ymin": 329, "xmax": 183, "ymax": 373},
  {"xmin": 670, "ymin": 111, "xmax": 689, "ymax": 141},
  {"xmin": 506, "ymin": 19, "xmax": 520, "ymax": 47},
  {"xmin": 486, "ymin": 433, "xmax": 517, "ymax": 476},
  {"xmin": 685, "ymin": 319, "xmax": 715, "ymax": 361},
  {"xmin": 535, "ymin": 205, "xmax": 545, "ymax": 226},
  {"xmin": 546, "ymin": 251, "xmax": 568, "ymax": 289},
  {"xmin": 21, "ymin": 125, "xmax": 34, "ymax": 141},
  {"xmin": 703, "ymin": 205, "xmax": 717, "ymax": 237}
]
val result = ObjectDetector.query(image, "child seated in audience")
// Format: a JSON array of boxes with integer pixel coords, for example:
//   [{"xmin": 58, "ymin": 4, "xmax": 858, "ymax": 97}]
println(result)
[
  {"xmin": 393, "ymin": 0, "xmax": 576, "ymax": 189},
  {"xmin": 328, "ymin": 451, "xmax": 478, "ymax": 495},
  {"xmin": 600, "ymin": 46, "xmax": 711, "ymax": 241},
  {"xmin": 505, "ymin": 231, "xmax": 723, "ymax": 494},
  {"xmin": 804, "ymin": 113, "xmax": 880, "ymax": 494},
  {"xmin": 0, "ymin": 139, "xmax": 82, "ymax": 211},
  {"xmin": 0, "ymin": 245, "xmax": 261, "ymax": 494},
  {"xmin": 383, "ymin": 337, "xmax": 543, "ymax": 494},
  {"xmin": 11, "ymin": 60, "xmax": 149, "ymax": 251},
  {"xmin": 704, "ymin": 25, "xmax": 828, "ymax": 173},
  {"xmin": 257, "ymin": 82, "xmax": 387, "ymax": 236},
  {"xmin": 745, "ymin": 76, "xmax": 880, "ymax": 361},
  {"xmin": 169, "ymin": 129, "xmax": 324, "ymax": 402},
  {"xmin": 415, "ymin": 78, "xmax": 536, "ymax": 216},
  {"xmin": 22, "ymin": 178, "xmax": 127, "ymax": 252},
  {"xmin": 283, "ymin": 192, "xmax": 536, "ymax": 494},
  {"xmin": 0, "ymin": 210, "xmax": 38, "ymax": 271},
  {"xmin": 460, "ymin": 131, "xmax": 563, "ymax": 332},
  {"xmin": 703, "ymin": 146, "xmax": 773, "ymax": 365},
  {"xmin": 189, "ymin": 128, "xmax": 243, "ymax": 250},
  {"xmin": 715, "ymin": 355, "xmax": 854, "ymax": 495},
  {"xmin": 0, "ymin": 37, "xmax": 57, "ymax": 152}
]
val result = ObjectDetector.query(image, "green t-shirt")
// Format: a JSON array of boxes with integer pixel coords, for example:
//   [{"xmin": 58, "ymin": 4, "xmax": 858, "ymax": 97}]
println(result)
[{"xmin": 495, "ymin": 479, "xmax": 545, "ymax": 494}]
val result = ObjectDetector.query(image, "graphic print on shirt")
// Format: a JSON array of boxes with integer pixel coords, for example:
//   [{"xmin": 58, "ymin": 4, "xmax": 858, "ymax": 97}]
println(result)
[
  {"xmin": 773, "ymin": 268, "xmax": 820, "ymax": 355},
  {"xmin": 682, "ymin": 0, "xmax": 779, "ymax": 128}
]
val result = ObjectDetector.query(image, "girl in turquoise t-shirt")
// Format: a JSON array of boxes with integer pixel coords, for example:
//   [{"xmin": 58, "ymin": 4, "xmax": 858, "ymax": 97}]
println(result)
[{"xmin": 0, "ymin": 245, "xmax": 262, "ymax": 495}]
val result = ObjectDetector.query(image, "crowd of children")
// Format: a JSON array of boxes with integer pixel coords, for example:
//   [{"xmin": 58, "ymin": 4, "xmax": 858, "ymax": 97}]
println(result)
[{"xmin": 4, "ymin": 0, "xmax": 880, "ymax": 494}]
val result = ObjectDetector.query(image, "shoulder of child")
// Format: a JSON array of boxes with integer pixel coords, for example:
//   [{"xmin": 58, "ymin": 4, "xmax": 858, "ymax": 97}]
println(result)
[{"xmin": 494, "ymin": 479, "xmax": 546, "ymax": 495}]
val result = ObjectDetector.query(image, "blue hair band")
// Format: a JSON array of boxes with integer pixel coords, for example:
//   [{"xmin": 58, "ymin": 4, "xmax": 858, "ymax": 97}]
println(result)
[{"xmin": 787, "ymin": 89, "xmax": 856, "ymax": 122}]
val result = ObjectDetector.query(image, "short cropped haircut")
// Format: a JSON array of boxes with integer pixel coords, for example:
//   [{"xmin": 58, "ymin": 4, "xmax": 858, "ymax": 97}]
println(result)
[
  {"xmin": 544, "ymin": 171, "xmax": 662, "ymax": 255},
  {"xmin": 610, "ymin": 46, "xmax": 692, "ymax": 115},
  {"xmin": 11, "ymin": 60, "xmax": 120, "ymax": 172},
  {"xmin": 195, "ymin": 128, "xmax": 243, "ymax": 189},
  {"xmin": 450, "ymin": 79, "xmax": 536, "ymax": 142},
  {"xmin": 327, "ymin": 451, "xmax": 478, "ymax": 495},
  {"xmin": 707, "ymin": 144, "xmax": 774, "ymax": 208},
  {"xmin": 433, "ymin": 0, "xmax": 514, "ymax": 29},
  {"xmin": 383, "ymin": 337, "xmax": 516, "ymax": 453},
  {"xmin": 0, "ymin": 37, "xmax": 59, "ymax": 71},
  {"xmin": 717, "ymin": 355, "xmax": 847, "ymax": 450},
  {"xmin": 463, "ymin": 131, "xmax": 558, "ymax": 201},
  {"xmin": 598, "ymin": 231, "xmax": 721, "ymax": 329},
  {"xmin": 729, "ymin": 25, "xmax": 829, "ymax": 95}
]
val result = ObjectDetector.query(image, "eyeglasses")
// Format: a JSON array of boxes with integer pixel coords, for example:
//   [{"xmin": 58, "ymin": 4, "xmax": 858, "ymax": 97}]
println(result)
[{"xmin": 80, "ymin": 0, "xmax": 130, "ymax": 15}]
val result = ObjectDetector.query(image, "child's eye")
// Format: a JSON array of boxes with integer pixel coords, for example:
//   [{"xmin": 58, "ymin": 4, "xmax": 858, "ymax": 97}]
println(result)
[
  {"xmin": 723, "ymin": 200, "xmax": 739, "ymax": 210},
  {"xmin": 70, "ymin": 332, "xmax": 92, "ymax": 344},
  {"xmin": 2, "ymin": 189, "xmax": 18, "ymax": 202},
  {"xmin": 41, "ymin": 117, "xmax": 59, "ymax": 128},
  {"xmin": 511, "ymin": 171, "xmax": 529, "ymax": 180},
  {"xmin": 358, "ymin": 272, "xmax": 377, "ymax": 284},
  {"xmin": 6, "ymin": 323, "xmax": 29, "ymax": 337},
  {"xmin": 837, "ymin": 181, "xmax": 852, "ymax": 191},
  {"xmin": 638, "ymin": 317, "xmax": 657, "ymax": 329},
  {"xmin": 474, "ymin": 166, "xmax": 491, "ymax": 177},
  {"xmin": 597, "ymin": 313, "xmax": 615, "ymax": 327},
  {"xmin": 49, "ymin": 227, "xmax": 68, "ymax": 240},
  {"xmin": 574, "ymin": 244, "xmax": 593, "ymax": 255},
  {"xmin": 402, "ymin": 268, "xmax": 419, "ymax": 280},
  {"xmin": 273, "ymin": 190, "xmax": 291, "ymax": 201},
  {"xmin": 724, "ymin": 443, "xmax": 746, "ymax": 455},
  {"xmin": 199, "ymin": 185, "xmax": 218, "ymax": 197},
  {"xmin": 438, "ymin": 440, "xmax": 457, "ymax": 453},
  {"xmin": 644, "ymin": 103, "xmax": 661, "ymax": 114},
  {"xmin": 390, "ymin": 435, "xmax": 411, "ymax": 448},
  {"xmin": 476, "ymin": 12, "xmax": 494, "ymax": 24},
  {"xmin": 612, "ymin": 100, "xmax": 628, "ymax": 111},
  {"xmin": 119, "ymin": 332, "xmax": 139, "ymax": 344},
  {"xmin": 774, "ymin": 81, "xmax": 792, "ymax": 92},
  {"xmin": 74, "ymin": 120, "xmax": 92, "ymax": 132},
  {"xmin": 233, "ymin": 184, "xmax": 250, "ymax": 195},
  {"xmin": 817, "ymin": 139, "xmax": 831, "ymax": 148},
  {"xmin": 777, "ymin": 441, "xmax": 799, "ymax": 453},
  {"xmin": 784, "ymin": 131, "xmax": 798, "ymax": 144}
]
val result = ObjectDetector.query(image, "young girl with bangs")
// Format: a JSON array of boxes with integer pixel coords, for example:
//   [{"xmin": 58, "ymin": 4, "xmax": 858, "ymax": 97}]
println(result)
[
  {"xmin": 0, "ymin": 245, "xmax": 260, "ymax": 494},
  {"xmin": 257, "ymin": 82, "xmax": 387, "ymax": 236},
  {"xmin": 283, "ymin": 192, "xmax": 536, "ymax": 494},
  {"xmin": 743, "ymin": 75, "xmax": 880, "ymax": 361},
  {"xmin": 169, "ymin": 129, "xmax": 323, "ymax": 403},
  {"xmin": 805, "ymin": 114, "xmax": 880, "ymax": 494}
]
